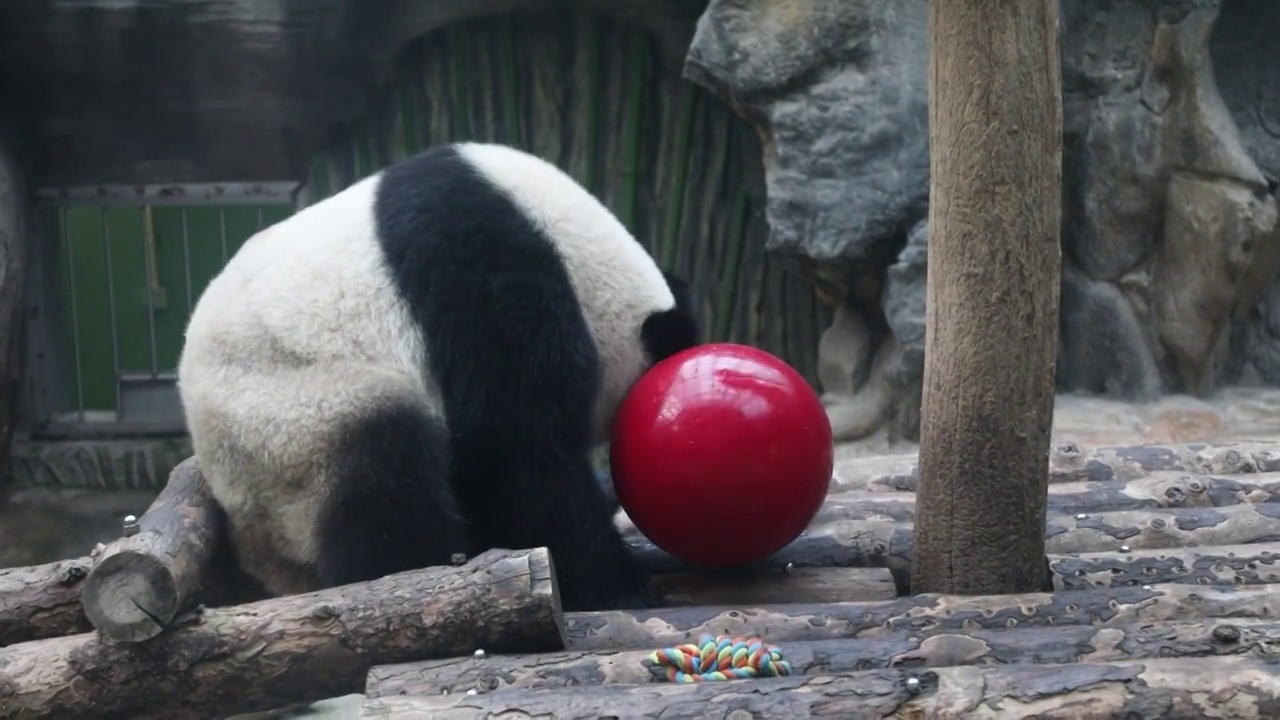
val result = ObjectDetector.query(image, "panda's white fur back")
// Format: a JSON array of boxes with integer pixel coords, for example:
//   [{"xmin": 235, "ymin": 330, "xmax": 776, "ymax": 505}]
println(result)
[
  {"xmin": 177, "ymin": 142, "xmax": 685, "ymax": 597},
  {"xmin": 179, "ymin": 175, "xmax": 435, "ymax": 592}
]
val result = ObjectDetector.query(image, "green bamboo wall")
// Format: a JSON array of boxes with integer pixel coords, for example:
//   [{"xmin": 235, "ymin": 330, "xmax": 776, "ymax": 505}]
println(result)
[{"xmin": 302, "ymin": 11, "xmax": 828, "ymax": 383}]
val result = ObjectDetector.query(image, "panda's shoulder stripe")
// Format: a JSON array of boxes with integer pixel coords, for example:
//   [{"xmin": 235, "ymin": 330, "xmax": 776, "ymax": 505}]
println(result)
[{"xmin": 368, "ymin": 143, "xmax": 600, "ymax": 414}]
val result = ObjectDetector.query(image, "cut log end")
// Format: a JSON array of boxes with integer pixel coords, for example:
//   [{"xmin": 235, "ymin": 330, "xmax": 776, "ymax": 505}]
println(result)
[
  {"xmin": 80, "ymin": 551, "xmax": 180, "ymax": 642},
  {"xmin": 79, "ymin": 457, "xmax": 224, "ymax": 643},
  {"xmin": 526, "ymin": 545, "xmax": 565, "ymax": 641}
]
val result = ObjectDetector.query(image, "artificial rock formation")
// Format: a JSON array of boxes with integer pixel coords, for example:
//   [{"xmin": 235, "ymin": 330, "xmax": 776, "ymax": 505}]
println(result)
[{"xmin": 686, "ymin": 0, "xmax": 1280, "ymax": 442}]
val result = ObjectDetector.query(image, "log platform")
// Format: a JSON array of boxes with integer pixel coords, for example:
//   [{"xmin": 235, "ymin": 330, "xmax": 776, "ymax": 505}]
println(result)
[{"xmin": 0, "ymin": 439, "xmax": 1278, "ymax": 718}]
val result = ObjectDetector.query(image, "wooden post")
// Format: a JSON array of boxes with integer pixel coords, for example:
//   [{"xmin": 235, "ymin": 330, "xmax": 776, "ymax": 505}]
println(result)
[{"xmin": 913, "ymin": 0, "xmax": 1064, "ymax": 594}]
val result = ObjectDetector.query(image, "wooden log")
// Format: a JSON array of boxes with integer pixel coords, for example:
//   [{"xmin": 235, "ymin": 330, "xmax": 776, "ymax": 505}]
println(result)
[
  {"xmin": 831, "ymin": 440, "xmax": 1280, "ymax": 492},
  {"xmin": 1046, "ymin": 504, "xmax": 1280, "ymax": 554},
  {"xmin": 0, "ymin": 559, "xmax": 93, "ymax": 647},
  {"xmin": 78, "ymin": 457, "xmax": 226, "ymax": 643},
  {"xmin": 615, "ymin": 475, "xmax": 1280, "ymax": 540},
  {"xmin": 563, "ymin": 583, "xmax": 1280, "ymax": 651},
  {"xmin": 1036, "ymin": 472, "xmax": 1280, "ymax": 511},
  {"xmin": 653, "ymin": 566, "xmax": 895, "ymax": 606},
  {"xmin": 0, "ymin": 547, "xmax": 564, "ymax": 720},
  {"xmin": 360, "ymin": 656, "xmax": 1280, "ymax": 719},
  {"xmin": 1049, "ymin": 543, "xmax": 1280, "ymax": 590},
  {"xmin": 626, "ymin": 503, "xmax": 1280, "ymax": 592},
  {"xmin": 366, "ymin": 615, "xmax": 1279, "ymax": 697}
]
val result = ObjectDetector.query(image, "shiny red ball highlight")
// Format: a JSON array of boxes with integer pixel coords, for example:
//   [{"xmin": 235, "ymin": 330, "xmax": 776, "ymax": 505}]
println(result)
[{"xmin": 610, "ymin": 343, "xmax": 833, "ymax": 568}]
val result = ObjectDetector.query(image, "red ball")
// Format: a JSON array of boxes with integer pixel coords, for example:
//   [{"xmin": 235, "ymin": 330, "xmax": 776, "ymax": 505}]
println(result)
[{"xmin": 610, "ymin": 342, "xmax": 833, "ymax": 568}]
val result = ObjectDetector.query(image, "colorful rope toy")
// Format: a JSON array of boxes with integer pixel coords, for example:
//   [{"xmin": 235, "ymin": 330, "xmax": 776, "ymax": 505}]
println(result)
[{"xmin": 643, "ymin": 634, "xmax": 793, "ymax": 683}]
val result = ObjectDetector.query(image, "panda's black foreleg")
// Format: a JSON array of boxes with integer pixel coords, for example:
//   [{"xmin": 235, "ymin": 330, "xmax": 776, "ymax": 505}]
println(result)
[{"xmin": 313, "ymin": 402, "xmax": 471, "ymax": 589}]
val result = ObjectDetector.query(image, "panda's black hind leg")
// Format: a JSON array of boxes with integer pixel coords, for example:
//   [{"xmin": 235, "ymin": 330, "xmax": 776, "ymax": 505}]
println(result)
[
  {"xmin": 313, "ymin": 402, "xmax": 469, "ymax": 589},
  {"xmin": 453, "ymin": 437, "xmax": 661, "ymax": 611}
]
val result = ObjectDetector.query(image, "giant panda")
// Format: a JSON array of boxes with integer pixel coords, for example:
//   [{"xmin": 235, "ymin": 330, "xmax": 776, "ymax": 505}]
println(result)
[{"xmin": 176, "ymin": 141, "xmax": 700, "ymax": 612}]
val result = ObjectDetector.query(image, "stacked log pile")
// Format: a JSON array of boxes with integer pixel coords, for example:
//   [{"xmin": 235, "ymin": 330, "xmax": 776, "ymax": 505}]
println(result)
[{"xmin": 1, "ymin": 441, "xmax": 1279, "ymax": 718}]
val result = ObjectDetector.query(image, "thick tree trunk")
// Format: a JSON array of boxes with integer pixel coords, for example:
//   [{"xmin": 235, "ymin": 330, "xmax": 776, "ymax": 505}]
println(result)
[
  {"xmin": 562, "ymin": 582, "xmax": 1279, "ymax": 652},
  {"xmin": 368, "ymin": 615, "xmax": 1277, "ymax": 697},
  {"xmin": 0, "ymin": 548, "xmax": 564, "ymax": 720},
  {"xmin": 0, "ymin": 559, "xmax": 92, "ymax": 647},
  {"xmin": 913, "ymin": 0, "xmax": 1063, "ymax": 594},
  {"xmin": 361, "ymin": 656, "xmax": 1280, "ymax": 719},
  {"xmin": 80, "ymin": 457, "xmax": 225, "ymax": 642}
]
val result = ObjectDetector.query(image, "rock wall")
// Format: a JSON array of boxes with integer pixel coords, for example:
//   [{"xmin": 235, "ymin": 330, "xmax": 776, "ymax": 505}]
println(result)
[{"xmin": 685, "ymin": 0, "xmax": 1280, "ymax": 442}]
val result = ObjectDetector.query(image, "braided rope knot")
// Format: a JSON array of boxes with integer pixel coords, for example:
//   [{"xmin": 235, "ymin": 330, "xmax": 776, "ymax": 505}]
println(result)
[{"xmin": 643, "ymin": 633, "xmax": 793, "ymax": 683}]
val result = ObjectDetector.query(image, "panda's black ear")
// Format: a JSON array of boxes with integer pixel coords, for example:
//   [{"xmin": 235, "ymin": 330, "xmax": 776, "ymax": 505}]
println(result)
[
  {"xmin": 645, "ymin": 270, "xmax": 700, "ymax": 364},
  {"xmin": 642, "ymin": 309, "xmax": 700, "ymax": 365},
  {"xmin": 661, "ymin": 270, "xmax": 694, "ymax": 317}
]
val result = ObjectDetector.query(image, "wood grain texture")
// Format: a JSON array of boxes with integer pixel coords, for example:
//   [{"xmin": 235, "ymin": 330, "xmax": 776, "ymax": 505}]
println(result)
[
  {"xmin": 368, "ymin": 615, "xmax": 1280, "ymax": 697},
  {"xmin": 361, "ymin": 656, "xmax": 1280, "ymax": 719},
  {"xmin": 563, "ymin": 583, "xmax": 1280, "ymax": 652},
  {"xmin": 79, "ymin": 457, "xmax": 223, "ymax": 642},
  {"xmin": 0, "ymin": 548, "xmax": 564, "ymax": 720},
  {"xmin": 833, "ymin": 441, "xmax": 1280, "ymax": 492},
  {"xmin": 914, "ymin": 0, "xmax": 1064, "ymax": 594},
  {"xmin": 0, "ymin": 559, "xmax": 92, "ymax": 648},
  {"xmin": 653, "ymin": 566, "xmax": 895, "ymax": 606}
]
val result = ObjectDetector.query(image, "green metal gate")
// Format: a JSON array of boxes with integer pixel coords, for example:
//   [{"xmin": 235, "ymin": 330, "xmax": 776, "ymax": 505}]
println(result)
[{"xmin": 28, "ymin": 183, "xmax": 299, "ymax": 438}]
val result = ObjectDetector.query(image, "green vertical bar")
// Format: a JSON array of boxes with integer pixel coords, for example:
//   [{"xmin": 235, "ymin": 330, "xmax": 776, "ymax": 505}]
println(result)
[
  {"xmin": 499, "ymin": 17, "xmax": 521, "ymax": 147},
  {"xmin": 102, "ymin": 207, "xmax": 149, "ymax": 377},
  {"xmin": 399, "ymin": 76, "xmax": 421, "ymax": 158},
  {"xmin": 309, "ymin": 159, "xmax": 331, "ymax": 201},
  {"xmin": 617, "ymin": 31, "xmax": 647, "ymax": 233},
  {"xmin": 448, "ymin": 23, "xmax": 472, "ymax": 141},
  {"xmin": 660, "ymin": 83, "xmax": 701, "ymax": 269},
  {"xmin": 182, "ymin": 206, "xmax": 226, "ymax": 313},
  {"xmin": 221, "ymin": 207, "xmax": 265, "ymax": 258},
  {"xmin": 716, "ymin": 192, "xmax": 750, "ymax": 341},
  {"xmin": 64, "ymin": 206, "xmax": 116, "ymax": 411},
  {"xmin": 581, "ymin": 17, "xmax": 600, "ymax": 191}
]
